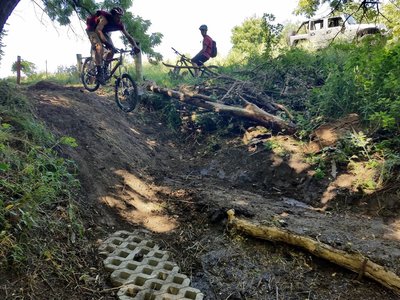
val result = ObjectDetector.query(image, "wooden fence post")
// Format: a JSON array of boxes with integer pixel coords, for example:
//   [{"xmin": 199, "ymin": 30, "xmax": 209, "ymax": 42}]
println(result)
[
  {"xmin": 16, "ymin": 56, "xmax": 21, "ymax": 84},
  {"xmin": 76, "ymin": 54, "xmax": 82, "ymax": 72}
]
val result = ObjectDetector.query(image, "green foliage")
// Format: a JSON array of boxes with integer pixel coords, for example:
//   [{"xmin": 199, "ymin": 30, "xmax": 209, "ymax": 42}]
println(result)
[
  {"xmin": 295, "ymin": 0, "xmax": 383, "ymax": 17},
  {"xmin": 34, "ymin": 0, "xmax": 163, "ymax": 60},
  {"xmin": 230, "ymin": 17, "xmax": 268, "ymax": 62},
  {"xmin": 0, "ymin": 80, "xmax": 82, "ymax": 267},
  {"xmin": 161, "ymin": 102, "xmax": 182, "ymax": 131},
  {"xmin": 11, "ymin": 59, "xmax": 37, "ymax": 77},
  {"xmin": 261, "ymin": 13, "xmax": 283, "ymax": 58},
  {"xmin": 382, "ymin": 0, "xmax": 400, "ymax": 40},
  {"xmin": 142, "ymin": 62, "xmax": 176, "ymax": 88},
  {"xmin": 15, "ymin": 66, "xmax": 81, "ymax": 85},
  {"xmin": 0, "ymin": 30, "xmax": 4, "ymax": 61},
  {"xmin": 313, "ymin": 168, "xmax": 326, "ymax": 179},
  {"xmin": 295, "ymin": 0, "xmax": 321, "ymax": 17},
  {"xmin": 307, "ymin": 40, "xmax": 400, "ymax": 134},
  {"xmin": 338, "ymin": 131, "xmax": 373, "ymax": 160},
  {"xmin": 229, "ymin": 13, "xmax": 283, "ymax": 64}
]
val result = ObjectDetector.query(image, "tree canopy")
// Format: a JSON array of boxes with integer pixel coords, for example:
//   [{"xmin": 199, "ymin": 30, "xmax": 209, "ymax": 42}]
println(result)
[
  {"xmin": 0, "ymin": 0, "xmax": 163, "ymax": 61},
  {"xmin": 295, "ymin": 0, "xmax": 384, "ymax": 17}
]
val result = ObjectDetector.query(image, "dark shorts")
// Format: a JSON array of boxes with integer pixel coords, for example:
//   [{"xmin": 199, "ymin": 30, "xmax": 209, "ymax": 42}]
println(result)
[{"xmin": 191, "ymin": 53, "xmax": 209, "ymax": 66}]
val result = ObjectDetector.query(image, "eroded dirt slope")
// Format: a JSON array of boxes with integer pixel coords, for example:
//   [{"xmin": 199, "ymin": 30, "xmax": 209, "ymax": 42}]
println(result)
[{"xmin": 27, "ymin": 81, "xmax": 399, "ymax": 299}]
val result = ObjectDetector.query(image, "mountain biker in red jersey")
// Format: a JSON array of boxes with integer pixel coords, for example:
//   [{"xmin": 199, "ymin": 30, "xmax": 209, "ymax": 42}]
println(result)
[
  {"xmin": 191, "ymin": 24, "xmax": 213, "ymax": 76},
  {"xmin": 86, "ymin": 7, "xmax": 140, "ymax": 84}
]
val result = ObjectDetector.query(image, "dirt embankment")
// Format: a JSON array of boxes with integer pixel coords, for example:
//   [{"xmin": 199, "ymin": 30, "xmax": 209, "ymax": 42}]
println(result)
[{"xmin": 25, "ymin": 81, "xmax": 400, "ymax": 299}]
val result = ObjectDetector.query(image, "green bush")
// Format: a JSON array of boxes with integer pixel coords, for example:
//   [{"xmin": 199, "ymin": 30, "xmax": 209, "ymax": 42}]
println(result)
[{"xmin": 307, "ymin": 40, "xmax": 400, "ymax": 134}]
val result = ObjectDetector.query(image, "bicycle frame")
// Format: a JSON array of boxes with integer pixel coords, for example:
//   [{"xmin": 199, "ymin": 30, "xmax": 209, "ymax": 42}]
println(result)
[
  {"xmin": 103, "ymin": 49, "xmax": 133, "ymax": 82},
  {"xmin": 81, "ymin": 47, "xmax": 139, "ymax": 112},
  {"xmin": 172, "ymin": 48, "xmax": 196, "ymax": 77},
  {"xmin": 163, "ymin": 47, "xmax": 219, "ymax": 79}
]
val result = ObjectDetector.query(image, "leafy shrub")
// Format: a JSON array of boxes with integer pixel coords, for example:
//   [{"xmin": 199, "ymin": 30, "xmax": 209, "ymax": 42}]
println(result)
[{"xmin": 307, "ymin": 40, "xmax": 400, "ymax": 134}]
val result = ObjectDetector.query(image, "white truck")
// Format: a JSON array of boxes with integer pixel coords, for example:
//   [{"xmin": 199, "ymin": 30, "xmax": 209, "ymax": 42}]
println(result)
[{"xmin": 289, "ymin": 14, "xmax": 387, "ymax": 48}]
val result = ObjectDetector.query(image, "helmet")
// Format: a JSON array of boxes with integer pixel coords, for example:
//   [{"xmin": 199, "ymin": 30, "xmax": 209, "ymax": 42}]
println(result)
[
  {"xmin": 111, "ymin": 7, "xmax": 124, "ymax": 16},
  {"xmin": 199, "ymin": 24, "xmax": 208, "ymax": 31}
]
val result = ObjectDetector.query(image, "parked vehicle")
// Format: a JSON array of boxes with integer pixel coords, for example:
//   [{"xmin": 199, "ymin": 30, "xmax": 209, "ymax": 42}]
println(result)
[{"xmin": 289, "ymin": 14, "xmax": 387, "ymax": 48}]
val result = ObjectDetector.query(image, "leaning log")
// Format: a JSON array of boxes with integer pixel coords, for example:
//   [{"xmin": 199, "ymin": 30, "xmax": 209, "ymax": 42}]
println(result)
[
  {"xmin": 227, "ymin": 209, "xmax": 400, "ymax": 295},
  {"xmin": 144, "ymin": 81, "xmax": 297, "ymax": 134}
]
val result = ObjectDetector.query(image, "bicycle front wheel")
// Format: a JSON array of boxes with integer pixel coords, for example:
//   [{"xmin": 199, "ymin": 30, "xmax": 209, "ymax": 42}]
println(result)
[
  {"xmin": 115, "ymin": 74, "xmax": 139, "ymax": 112},
  {"xmin": 81, "ymin": 57, "xmax": 100, "ymax": 92}
]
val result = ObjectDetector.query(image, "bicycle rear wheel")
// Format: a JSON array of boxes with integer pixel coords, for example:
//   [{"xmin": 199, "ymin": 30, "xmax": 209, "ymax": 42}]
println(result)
[
  {"xmin": 115, "ymin": 73, "xmax": 139, "ymax": 112},
  {"xmin": 81, "ymin": 57, "xmax": 100, "ymax": 92}
]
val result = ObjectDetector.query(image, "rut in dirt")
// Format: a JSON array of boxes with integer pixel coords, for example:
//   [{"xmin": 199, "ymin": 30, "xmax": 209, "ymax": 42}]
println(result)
[{"xmin": 27, "ymin": 81, "xmax": 400, "ymax": 299}]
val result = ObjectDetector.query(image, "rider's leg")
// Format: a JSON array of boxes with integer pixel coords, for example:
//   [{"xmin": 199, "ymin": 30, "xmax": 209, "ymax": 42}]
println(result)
[
  {"xmin": 191, "ymin": 54, "xmax": 207, "ymax": 77},
  {"xmin": 94, "ymin": 42, "xmax": 106, "ymax": 84},
  {"xmin": 190, "ymin": 56, "xmax": 200, "ymax": 77},
  {"xmin": 103, "ymin": 34, "xmax": 115, "ymax": 72},
  {"xmin": 87, "ymin": 31, "xmax": 106, "ymax": 84},
  {"xmin": 192, "ymin": 62, "xmax": 199, "ymax": 77},
  {"xmin": 94, "ymin": 42, "xmax": 104, "ymax": 66},
  {"xmin": 87, "ymin": 31, "xmax": 104, "ymax": 66}
]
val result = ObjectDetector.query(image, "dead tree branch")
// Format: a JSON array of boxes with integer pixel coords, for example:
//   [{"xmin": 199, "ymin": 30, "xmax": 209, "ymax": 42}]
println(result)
[
  {"xmin": 144, "ymin": 81, "xmax": 297, "ymax": 134},
  {"xmin": 227, "ymin": 209, "xmax": 400, "ymax": 295}
]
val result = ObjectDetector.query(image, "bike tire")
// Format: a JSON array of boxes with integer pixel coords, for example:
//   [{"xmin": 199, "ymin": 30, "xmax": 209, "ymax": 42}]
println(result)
[
  {"xmin": 81, "ymin": 57, "xmax": 100, "ymax": 92},
  {"xmin": 115, "ymin": 73, "xmax": 139, "ymax": 112}
]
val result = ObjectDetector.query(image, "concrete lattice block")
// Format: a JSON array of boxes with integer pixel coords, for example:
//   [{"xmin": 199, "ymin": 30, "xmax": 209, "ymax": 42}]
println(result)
[
  {"xmin": 100, "ymin": 231, "xmax": 203, "ymax": 300},
  {"xmin": 98, "ymin": 236, "xmax": 126, "ymax": 257},
  {"xmin": 176, "ymin": 287, "xmax": 205, "ymax": 300},
  {"xmin": 117, "ymin": 284, "xmax": 144, "ymax": 300}
]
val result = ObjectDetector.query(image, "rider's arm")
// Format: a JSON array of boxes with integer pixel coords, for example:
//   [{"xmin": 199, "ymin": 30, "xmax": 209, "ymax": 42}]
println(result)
[
  {"xmin": 194, "ymin": 38, "xmax": 208, "ymax": 57},
  {"xmin": 121, "ymin": 27, "xmax": 140, "ymax": 51},
  {"xmin": 201, "ymin": 39, "xmax": 208, "ymax": 54}
]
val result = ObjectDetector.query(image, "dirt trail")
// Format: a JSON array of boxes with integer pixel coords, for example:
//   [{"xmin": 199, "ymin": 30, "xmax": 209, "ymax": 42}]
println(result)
[{"xmin": 27, "ymin": 81, "xmax": 400, "ymax": 299}]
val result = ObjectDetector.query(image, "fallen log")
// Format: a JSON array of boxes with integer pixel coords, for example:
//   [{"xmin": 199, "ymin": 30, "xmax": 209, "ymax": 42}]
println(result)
[
  {"xmin": 226, "ymin": 209, "xmax": 400, "ymax": 295},
  {"xmin": 144, "ymin": 81, "xmax": 297, "ymax": 134}
]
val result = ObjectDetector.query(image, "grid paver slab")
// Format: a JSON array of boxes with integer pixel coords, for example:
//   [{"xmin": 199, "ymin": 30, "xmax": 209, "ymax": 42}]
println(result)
[{"xmin": 99, "ymin": 230, "xmax": 204, "ymax": 300}]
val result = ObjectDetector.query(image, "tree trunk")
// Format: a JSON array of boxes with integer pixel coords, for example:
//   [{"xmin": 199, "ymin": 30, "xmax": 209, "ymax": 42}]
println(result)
[{"xmin": 0, "ymin": 0, "xmax": 20, "ymax": 33}]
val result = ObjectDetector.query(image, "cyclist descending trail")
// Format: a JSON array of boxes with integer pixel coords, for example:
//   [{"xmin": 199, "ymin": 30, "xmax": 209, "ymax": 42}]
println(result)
[{"xmin": 85, "ymin": 6, "xmax": 140, "ymax": 85}]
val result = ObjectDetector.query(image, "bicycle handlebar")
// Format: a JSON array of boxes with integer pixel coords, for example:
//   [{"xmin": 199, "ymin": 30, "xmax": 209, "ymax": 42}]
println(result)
[
  {"xmin": 113, "ymin": 48, "xmax": 139, "ymax": 56},
  {"xmin": 171, "ymin": 47, "xmax": 180, "ymax": 55},
  {"xmin": 171, "ymin": 47, "xmax": 190, "ymax": 60}
]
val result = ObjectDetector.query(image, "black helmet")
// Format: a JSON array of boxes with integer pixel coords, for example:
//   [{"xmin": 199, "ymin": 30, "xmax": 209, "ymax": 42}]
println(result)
[
  {"xmin": 111, "ymin": 7, "xmax": 124, "ymax": 16},
  {"xmin": 199, "ymin": 24, "xmax": 208, "ymax": 31}
]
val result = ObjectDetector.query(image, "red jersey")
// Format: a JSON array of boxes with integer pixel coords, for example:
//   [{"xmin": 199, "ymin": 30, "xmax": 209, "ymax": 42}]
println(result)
[
  {"xmin": 203, "ymin": 35, "xmax": 213, "ymax": 58},
  {"xmin": 86, "ymin": 10, "xmax": 124, "ymax": 32}
]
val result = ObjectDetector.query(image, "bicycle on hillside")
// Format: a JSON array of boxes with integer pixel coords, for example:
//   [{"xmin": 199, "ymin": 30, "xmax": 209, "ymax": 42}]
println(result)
[
  {"xmin": 81, "ymin": 47, "xmax": 140, "ymax": 112},
  {"xmin": 162, "ymin": 47, "xmax": 219, "ymax": 79}
]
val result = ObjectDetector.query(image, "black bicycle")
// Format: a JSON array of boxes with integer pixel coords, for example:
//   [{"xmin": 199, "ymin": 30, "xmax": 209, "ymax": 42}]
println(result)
[
  {"xmin": 81, "ymin": 48, "xmax": 139, "ymax": 112},
  {"xmin": 162, "ymin": 47, "xmax": 219, "ymax": 79}
]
